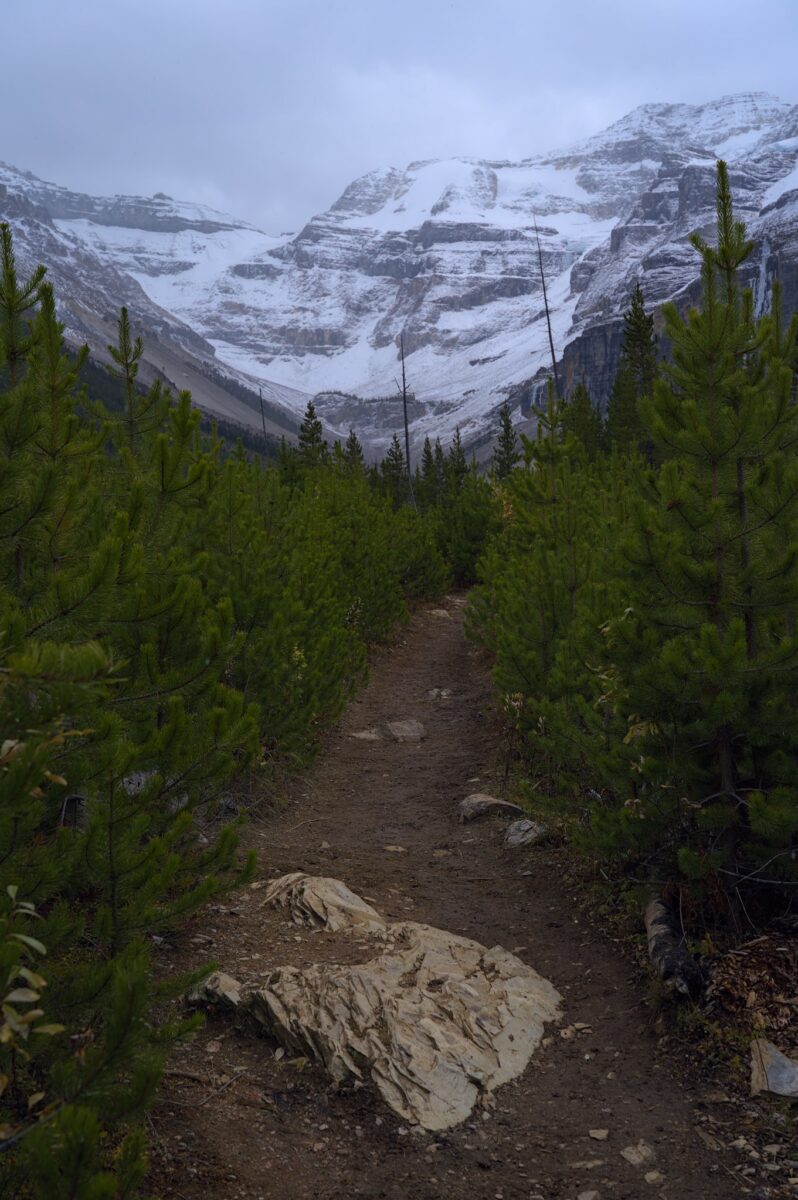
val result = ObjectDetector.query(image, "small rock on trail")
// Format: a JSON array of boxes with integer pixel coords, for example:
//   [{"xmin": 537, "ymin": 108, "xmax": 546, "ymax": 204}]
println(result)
[
  {"xmin": 458, "ymin": 793, "xmax": 523, "ymax": 822},
  {"xmin": 386, "ymin": 718, "xmax": 426, "ymax": 742},
  {"xmin": 504, "ymin": 817, "xmax": 548, "ymax": 847}
]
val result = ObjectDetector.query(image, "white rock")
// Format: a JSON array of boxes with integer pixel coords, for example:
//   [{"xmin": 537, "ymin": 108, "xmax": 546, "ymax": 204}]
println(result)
[
  {"xmin": 459, "ymin": 794, "xmax": 524, "ymax": 823},
  {"xmin": 621, "ymin": 1140, "xmax": 655, "ymax": 1168},
  {"xmin": 750, "ymin": 1038, "xmax": 798, "ymax": 1098},
  {"xmin": 349, "ymin": 728, "xmax": 382, "ymax": 741},
  {"xmin": 188, "ymin": 970, "xmax": 242, "ymax": 1009},
  {"xmin": 386, "ymin": 719, "xmax": 426, "ymax": 742},
  {"xmin": 203, "ymin": 876, "xmax": 562, "ymax": 1132},
  {"xmin": 428, "ymin": 609, "xmax": 452, "ymax": 619},
  {"xmin": 248, "ymin": 886, "xmax": 562, "ymax": 1131},
  {"xmin": 504, "ymin": 819, "xmax": 548, "ymax": 848},
  {"xmin": 263, "ymin": 872, "xmax": 386, "ymax": 934}
]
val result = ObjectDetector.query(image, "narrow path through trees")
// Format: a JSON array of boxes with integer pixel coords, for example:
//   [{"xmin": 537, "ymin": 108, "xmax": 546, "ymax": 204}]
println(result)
[{"xmin": 151, "ymin": 598, "xmax": 737, "ymax": 1200}]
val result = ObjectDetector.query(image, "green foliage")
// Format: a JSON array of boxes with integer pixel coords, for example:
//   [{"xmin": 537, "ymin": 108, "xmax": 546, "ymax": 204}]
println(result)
[
  {"xmin": 470, "ymin": 165, "xmax": 798, "ymax": 918},
  {"xmin": 0, "ymin": 223, "xmax": 449, "ymax": 1196},
  {"xmin": 561, "ymin": 381, "xmax": 603, "ymax": 459},
  {"xmin": 297, "ymin": 399, "xmax": 328, "ymax": 469},
  {"xmin": 606, "ymin": 283, "xmax": 659, "ymax": 453},
  {"xmin": 380, "ymin": 432, "xmax": 408, "ymax": 507},
  {"xmin": 491, "ymin": 402, "xmax": 521, "ymax": 480}
]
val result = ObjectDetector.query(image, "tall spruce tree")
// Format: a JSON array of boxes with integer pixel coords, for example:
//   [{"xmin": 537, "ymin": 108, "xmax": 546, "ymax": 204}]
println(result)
[
  {"xmin": 381, "ymin": 433, "xmax": 408, "ymax": 506},
  {"xmin": 343, "ymin": 427, "xmax": 365, "ymax": 470},
  {"xmin": 605, "ymin": 360, "xmax": 639, "ymax": 451},
  {"xmin": 491, "ymin": 401, "xmax": 521, "ymax": 479},
  {"xmin": 562, "ymin": 381, "xmax": 603, "ymax": 459},
  {"xmin": 447, "ymin": 428, "xmax": 468, "ymax": 490},
  {"xmin": 598, "ymin": 162, "xmax": 798, "ymax": 887},
  {"xmin": 297, "ymin": 400, "xmax": 328, "ymax": 469},
  {"xmin": 419, "ymin": 436, "xmax": 439, "ymax": 509},
  {"xmin": 606, "ymin": 284, "xmax": 658, "ymax": 453},
  {"xmin": 623, "ymin": 281, "xmax": 658, "ymax": 399}
]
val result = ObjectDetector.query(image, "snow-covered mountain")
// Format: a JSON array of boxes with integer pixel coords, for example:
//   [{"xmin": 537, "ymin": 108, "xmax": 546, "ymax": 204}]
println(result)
[{"xmin": 3, "ymin": 92, "xmax": 798, "ymax": 452}]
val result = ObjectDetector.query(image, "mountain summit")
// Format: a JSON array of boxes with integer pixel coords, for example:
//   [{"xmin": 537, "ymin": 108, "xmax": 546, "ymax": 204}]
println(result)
[{"xmin": 3, "ymin": 92, "xmax": 798, "ymax": 449}]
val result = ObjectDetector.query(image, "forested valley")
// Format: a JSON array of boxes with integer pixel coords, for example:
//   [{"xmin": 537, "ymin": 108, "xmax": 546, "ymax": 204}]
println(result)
[{"xmin": 1, "ymin": 163, "xmax": 797, "ymax": 1198}]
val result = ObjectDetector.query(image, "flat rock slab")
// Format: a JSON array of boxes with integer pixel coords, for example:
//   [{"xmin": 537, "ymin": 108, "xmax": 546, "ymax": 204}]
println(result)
[
  {"xmin": 750, "ymin": 1037, "xmax": 798, "ymax": 1097},
  {"xmin": 249, "ymin": 916, "xmax": 561, "ymax": 1131},
  {"xmin": 459, "ymin": 793, "xmax": 524, "ymax": 823},
  {"xmin": 504, "ymin": 819, "xmax": 548, "ymax": 848},
  {"xmin": 201, "ymin": 874, "xmax": 562, "ymax": 1132},
  {"xmin": 428, "ymin": 608, "xmax": 452, "ymax": 619},
  {"xmin": 386, "ymin": 719, "xmax": 426, "ymax": 742},
  {"xmin": 349, "ymin": 728, "xmax": 382, "ymax": 741},
  {"xmin": 262, "ymin": 871, "xmax": 387, "ymax": 933}
]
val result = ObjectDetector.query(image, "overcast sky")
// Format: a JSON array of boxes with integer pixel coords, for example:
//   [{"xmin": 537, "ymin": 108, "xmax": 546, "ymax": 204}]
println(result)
[{"xmin": 4, "ymin": 0, "xmax": 797, "ymax": 233}]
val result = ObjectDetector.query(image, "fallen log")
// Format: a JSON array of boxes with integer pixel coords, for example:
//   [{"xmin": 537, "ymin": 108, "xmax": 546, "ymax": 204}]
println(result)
[{"xmin": 644, "ymin": 894, "xmax": 704, "ymax": 999}]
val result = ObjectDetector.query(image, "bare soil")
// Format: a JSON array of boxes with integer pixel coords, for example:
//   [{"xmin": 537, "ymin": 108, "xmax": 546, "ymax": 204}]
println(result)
[{"xmin": 149, "ymin": 597, "xmax": 761, "ymax": 1200}]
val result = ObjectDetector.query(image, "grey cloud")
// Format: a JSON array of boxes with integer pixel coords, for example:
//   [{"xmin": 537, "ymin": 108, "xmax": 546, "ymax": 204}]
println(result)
[{"xmin": 5, "ymin": 0, "xmax": 797, "ymax": 231}]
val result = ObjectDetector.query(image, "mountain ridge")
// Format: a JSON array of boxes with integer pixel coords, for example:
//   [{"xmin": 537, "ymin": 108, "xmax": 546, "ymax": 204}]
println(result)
[{"xmin": 3, "ymin": 90, "xmax": 798, "ymax": 451}]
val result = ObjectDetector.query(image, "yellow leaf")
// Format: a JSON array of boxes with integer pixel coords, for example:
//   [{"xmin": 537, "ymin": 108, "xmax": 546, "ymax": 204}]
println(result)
[
  {"xmin": 27, "ymin": 1091, "xmax": 45, "ymax": 1110},
  {"xmin": 5, "ymin": 988, "xmax": 40, "ymax": 1004}
]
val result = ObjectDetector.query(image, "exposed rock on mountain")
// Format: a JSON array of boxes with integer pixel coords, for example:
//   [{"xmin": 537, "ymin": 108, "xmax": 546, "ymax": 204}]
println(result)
[{"xmin": 3, "ymin": 92, "xmax": 798, "ymax": 451}]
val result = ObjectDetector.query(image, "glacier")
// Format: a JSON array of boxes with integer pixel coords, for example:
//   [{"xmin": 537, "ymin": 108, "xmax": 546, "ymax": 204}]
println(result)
[{"xmin": 2, "ymin": 91, "xmax": 798, "ymax": 452}]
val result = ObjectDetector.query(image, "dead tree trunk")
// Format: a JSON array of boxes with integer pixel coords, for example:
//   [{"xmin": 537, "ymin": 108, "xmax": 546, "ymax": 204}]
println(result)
[{"xmin": 644, "ymin": 895, "xmax": 704, "ymax": 999}]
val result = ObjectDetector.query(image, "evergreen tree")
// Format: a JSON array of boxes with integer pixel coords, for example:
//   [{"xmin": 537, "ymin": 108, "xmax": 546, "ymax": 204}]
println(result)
[
  {"xmin": 561, "ymin": 381, "xmax": 603, "ymax": 459},
  {"xmin": 297, "ymin": 400, "xmax": 328, "ymax": 469},
  {"xmin": 605, "ymin": 360, "xmax": 639, "ymax": 451},
  {"xmin": 491, "ymin": 401, "xmax": 521, "ymax": 479},
  {"xmin": 433, "ymin": 438, "xmax": 446, "ymax": 489},
  {"xmin": 419, "ymin": 436, "xmax": 440, "ymax": 509},
  {"xmin": 343, "ymin": 427, "xmax": 364, "ymax": 470},
  {"xmin": 598, "ymin": 162, "xmax": 798, "ymax": 886},
  {"xmin": 381, "ymin": 433, "xmax": 408, "ymax": 507},
  {"xmin": 606, "ymin": 284, "xmax": 659, "ymax": 453},
  {"xmin": 623, "ymin": 281, "xmax": 658, "ymax": 399},
  {"xmin": 447, "ymin": 427, "xmax": 468, "ymax": 490}
]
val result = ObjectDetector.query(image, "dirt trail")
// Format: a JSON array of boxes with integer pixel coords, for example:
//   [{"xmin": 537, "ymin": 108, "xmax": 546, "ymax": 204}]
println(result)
[{"xmin": 151, "ymin": 598, "xmax": 741, "ymax": 1200}]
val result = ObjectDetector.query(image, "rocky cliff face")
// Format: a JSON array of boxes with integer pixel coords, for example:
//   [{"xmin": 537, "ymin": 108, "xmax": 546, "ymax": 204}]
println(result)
[
  {"xmin": 0, "ymin": 168, "xmax": 304, "ymax": 439},
  {"xmin": 3, "ymin": 92, "xmax": 798, "ymax": 452}
]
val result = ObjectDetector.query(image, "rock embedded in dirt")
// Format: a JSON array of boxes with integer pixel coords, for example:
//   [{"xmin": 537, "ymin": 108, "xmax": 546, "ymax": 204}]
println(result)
[
  {"xmin": 620, "ymin": 1140, "xmax": 655, "ymax": 1168},
  {"xmin": 263, "ymin": 872, "xmax": 387, "ymax": 934},
  {"xmin": 428, "ymin": 609, "xmax": 452, "ymax": 619},
  {"xmin": 247, "ymin": 915, "xmax": 562, "ymax": 1131},
  {"xmin": 349, "ymin": 728, "xmax": 382, "ymax": 741},
  {"xmin": 503, "ymin": 819, "xmax": 548, "ymax": 848},
  {"xmin": 750, "ymin": 1038, "xmax": 798, "ymax": 1098},
  {"xmin": 386, "ymin": 719, "xmax": 426, "ymax": 742},
  {"xmin": 458, "ymin": 794, "xmax": 524, "ymax": 823},
  {"xmin": 428, "ymin": 688, "xmax": 453, "ymax": 700},
  {"xmin": 188, "ymin": 971, "xmax": 242, "ymax": 1009}
]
